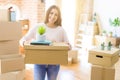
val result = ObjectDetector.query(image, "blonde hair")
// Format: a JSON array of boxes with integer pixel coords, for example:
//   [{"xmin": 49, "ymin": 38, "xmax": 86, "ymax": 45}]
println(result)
[{"xmin": 44, "ymin": 5, "xmax": 62, "ymax": 26}]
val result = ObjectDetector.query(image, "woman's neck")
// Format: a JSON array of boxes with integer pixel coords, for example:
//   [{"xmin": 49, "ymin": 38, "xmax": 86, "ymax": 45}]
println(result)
[{"xmin": 46, "ymin": 23, "xmax": 56, "ymax": 28}]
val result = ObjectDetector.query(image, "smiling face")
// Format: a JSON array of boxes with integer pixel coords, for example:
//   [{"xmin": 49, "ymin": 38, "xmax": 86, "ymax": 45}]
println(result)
[
  {"xmin": 44, "ymin": 5, "xmax": 62, "ymax": 26},
  {"xmin": 48, "ymin": 8, "xmax": 58, "ymax": 25}
]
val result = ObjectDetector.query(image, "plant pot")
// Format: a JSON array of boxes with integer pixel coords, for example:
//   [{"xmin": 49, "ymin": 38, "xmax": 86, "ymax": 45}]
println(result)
[
  {"xmin": 107, "ymin": 46, "xmax": 111, "ymax": 50},
  {"xmin": 112, "ymin": 27, "xmax": 120, "ymax": 37},
  {"xmin": 108, "ymin": 32, "xmax": 113, "ymax": 37},
  {"xmin": 101, "ymin": 46, "xmax": 105, "ymax": 50},
  {"xmin": 36, "ymin": 33, "xmax": 46, "ymax": 42}
]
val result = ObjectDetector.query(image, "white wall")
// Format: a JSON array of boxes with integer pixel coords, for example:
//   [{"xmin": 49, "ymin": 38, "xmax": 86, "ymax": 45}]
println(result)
[
  {"xmin": 61, "ymin": 0, "xmax": 76, "ymax": 47},
  {"xmin": 94, "ymin": 0, "xmax": 120, "ymax": 36},
  {"xmin": 45, "ymin": 0, "xmax": 55, "ymax": 11}
]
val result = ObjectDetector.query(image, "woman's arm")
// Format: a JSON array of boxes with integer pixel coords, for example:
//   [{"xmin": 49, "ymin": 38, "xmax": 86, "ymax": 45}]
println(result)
[
  {"xmin": 19, "ymin": 25, "xmax": 37, "ymax": 47},
  {"xmin": 61, "ymin": 27, "xmax": 72, "ymax": 50}
]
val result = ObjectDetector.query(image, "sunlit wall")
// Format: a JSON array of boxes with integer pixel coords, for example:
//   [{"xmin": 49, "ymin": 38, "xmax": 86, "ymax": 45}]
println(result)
[{"xmin": 94, "ymin": 0, "xmax": 120, "ymax": 36}]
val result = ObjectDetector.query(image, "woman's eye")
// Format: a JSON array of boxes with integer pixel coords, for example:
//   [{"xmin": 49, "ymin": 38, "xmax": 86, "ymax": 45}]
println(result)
[
  {"xmin": 50, "ymin": 12, "xmax": 58, "ymax": 17},
  {"xmin": 50, "ymin": 12, "xmax": 53, "ymax": 15}
]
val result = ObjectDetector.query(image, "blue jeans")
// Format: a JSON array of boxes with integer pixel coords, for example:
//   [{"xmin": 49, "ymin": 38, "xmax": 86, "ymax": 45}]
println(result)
[{"xmin": 34, "ymin": 64, "xmax": 60, "ymax": 80}]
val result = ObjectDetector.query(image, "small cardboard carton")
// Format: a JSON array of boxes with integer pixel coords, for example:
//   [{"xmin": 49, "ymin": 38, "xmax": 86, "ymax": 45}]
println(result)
[
  {"xmin": 0, "ymin": 9, "xmax": 10, "ymax": 21},
  {"xmin": 0, "ymin": 40, "xmax": 19, "ymax": 55},
  {"xmin": 68, "ymin": 49, "xmax": 78, "ymax": 63},
  {"xmin": 0, "ymin": 22, "xmax": 22, "ymax": 41},
  {"xmin": 0, "ymin": 69, "xmax": 25, "ymax": 80},
  {"xmin": 91, "ymin": 65, "xmax": 115, "ymax": 80},
  {"xmin": 24, "ymin": 42, "xmax": 69, "ymax": 65},
  {"xmin": 0, "ymin": 54, "xmax": 24, "ymax": 74},
  {"xmin": 88, "ymin": 47, "xmax": 120, "ymax": 67}
]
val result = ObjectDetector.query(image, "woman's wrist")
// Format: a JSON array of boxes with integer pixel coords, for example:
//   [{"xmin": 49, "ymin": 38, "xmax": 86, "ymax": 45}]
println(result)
[{"xmin": 67, "ymin": 43, "xmax": 72, "ymax": 50}]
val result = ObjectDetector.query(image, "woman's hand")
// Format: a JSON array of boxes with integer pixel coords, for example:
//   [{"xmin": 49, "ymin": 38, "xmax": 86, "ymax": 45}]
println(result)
[
  {"xmin": 67, "ymin": 43, "xmax": 72, "ymax": 50},
  {"xmin": 19, "ymin": 40, "xmax": 25, "ymax": 47}
]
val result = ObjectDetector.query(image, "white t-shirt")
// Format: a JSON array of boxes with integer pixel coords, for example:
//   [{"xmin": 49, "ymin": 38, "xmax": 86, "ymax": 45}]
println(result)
[{"xmin": 19, "ymin": 23, "xmax": 69, "ymax": 47}]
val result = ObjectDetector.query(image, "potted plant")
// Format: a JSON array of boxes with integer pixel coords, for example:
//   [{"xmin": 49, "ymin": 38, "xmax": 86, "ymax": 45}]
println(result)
[
  {"xmin": 109, "ymin": 17, "xmax": 120, "ymax": 37},
  {"xmin": 102, "ymin": 30, "xmax": 107, "ymax": 36},
  {"xmin": 107, "ymin": 41, "xmax": 112, "ymax": 50},
  {"xmin": 108, "ymin": 31, "xmax": 113, "ymax": 37},
  {"xmin": 36, "ymin": 26, "xmax": 46, "ymax": 42},
  {"xmin": 109, "ymin": 17, "xmax": 120, "ymax": 26},
  {"xmin": 101, "ymin": 42, "xmax": 105, "ymax": 50}
]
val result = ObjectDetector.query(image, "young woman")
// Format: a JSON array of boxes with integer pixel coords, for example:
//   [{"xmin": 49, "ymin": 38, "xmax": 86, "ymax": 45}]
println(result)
[{"xmin": 19, "ymin": 5, "xmax": 71, "ymax": 80}]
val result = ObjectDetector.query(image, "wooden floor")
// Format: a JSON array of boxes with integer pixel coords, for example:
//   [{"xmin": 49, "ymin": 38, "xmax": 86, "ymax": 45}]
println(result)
[{"xmin": 24, "ymin": 49, "xmax": 120, "ymax": 80}]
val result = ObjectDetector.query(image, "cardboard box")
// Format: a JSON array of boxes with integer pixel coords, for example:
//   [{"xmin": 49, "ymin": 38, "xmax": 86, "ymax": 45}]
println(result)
[
  {"xmin": 88, "ymin": 47, "xmax": 120, "ymax": 67},
  {"xmin": 68, "ymin": 49, "xmax": 78, "ymax": 63},
  {"xmin": 0, "ymin": 40, "xmax": 19, "ymax": 55},
  {"xmin": 0, "ymin": 69, "xmax": 25, "ymax": 80},
  {"xmin": 0, "ymin": 9, "xmax": 10, "ymax": 21},
  {"xmin": 0, "ymin": 22, "xmax": 22, "ymax": 41},
  {"xmin": 24, "ymin": 42, "xmax": 69, "ymax": 65},
  {"xmin": 91, "ymin": 65, "xmax": 115, "ymax": 80},
  {"xmin": 0, "ymin": 54, "xmax": 24, "ymax": 74}
]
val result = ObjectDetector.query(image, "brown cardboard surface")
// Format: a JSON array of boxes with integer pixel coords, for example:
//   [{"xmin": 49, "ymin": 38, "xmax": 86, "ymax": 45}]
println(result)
[
  {"xmin": 91, "ymin": 65, "xmax": 115, "ymax": 80},
  {"xmin": 0, "ymin": 9, "xmax": 10, "ymax": 21},
  {"xmin": 68, "ymin": 50, "xmax": 78, "ymax": 63},
  {"xmin": 103, "ymin": 67, "xmax": 115, "ymax": 80},
  {"xmin": 0, "ymin": 54, "xmax": 24, "ymax": 74},
  {"xmin": 88, "ymin": 47, "xmax": 120, "ymax": 67},
  {"xmin": 91, "ymin": 65, "xmax": 103, "ymax": 80},
  {"xmin": 0, "ymin": 22, "xmax": 22, "ymax": 41},
  {"xmin": 89, "ymin": 47, "xmax": 120, "ymax": 57},
  {"xmin": 24, "ymin": 42, "xmax": 69, "ymax": 65},
  {"xmin": 24, "ymin": 42, "xmax": 69, "ymax": 50},
  {"xmin": 0, "ymin": 40, "xmax": 19, "ymax": 55},
  {"xmin": 0, "ymin": 69, "xmax": 25, "ymax": 80}
]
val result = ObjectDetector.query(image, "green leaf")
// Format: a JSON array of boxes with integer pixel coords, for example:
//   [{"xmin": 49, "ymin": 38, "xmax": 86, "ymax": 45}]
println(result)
[
  {"xmin": 37, "ymin": 26, "xmax": 46, "ymax": 35},
  {"xmin": 110, "ymin": 17, "xmax": 120, "ymax": 27}
]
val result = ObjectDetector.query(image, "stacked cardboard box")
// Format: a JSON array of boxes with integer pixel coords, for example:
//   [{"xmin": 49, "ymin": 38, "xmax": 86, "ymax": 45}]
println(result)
[
  {"xmin": 0, "ymin": 54, "xmax": 24, "ymax": 74},
  {"xmin": 0, "ymin": 9, "xmax": 16, "ymax": 22},
  {"xmin": 0, "ymin": 22, "xmax": 22, "ymax": 41},
  {"xmin": 0, "ymin": 22, "xmax": 25, "ymax": 80},
  {"xmin": 0, "ymin": 9, "xmax": 10, "ymax": 21},
  {"xmin": 91, "ymin": 65, "xmax": 115, "ymax": 80},
  {"xmin": 88, "ymin": 47, "xmax": 120, "ymax": 80},
  {"xmin": 68, "ymin": 49, "xmax": 78, "ymax": 64},
  {"xmin": 0, "ymin": 70, "xmax": 25, "ymax": 80}
]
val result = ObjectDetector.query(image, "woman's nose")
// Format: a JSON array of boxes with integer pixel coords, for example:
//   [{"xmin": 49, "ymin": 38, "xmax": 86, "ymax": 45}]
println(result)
[{"xmin": 51, "ymin": 14, "xmax": 55, "ymax": 18}]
